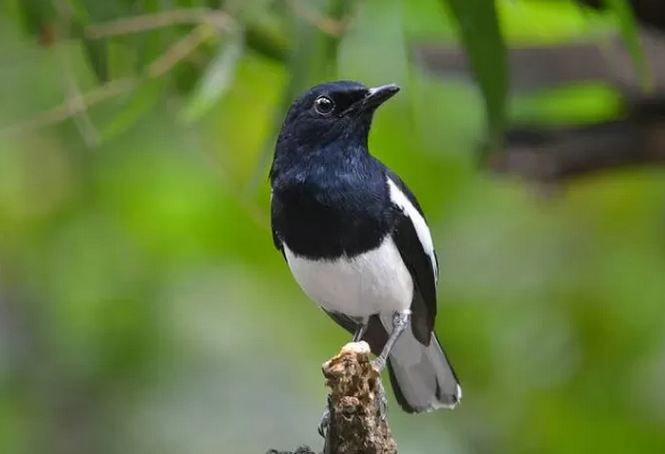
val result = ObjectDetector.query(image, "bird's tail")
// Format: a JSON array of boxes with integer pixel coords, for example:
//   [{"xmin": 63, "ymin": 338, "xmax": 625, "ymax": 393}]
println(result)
[{"xmin": 386, "ymin": 327, "xmax": 461, "ymax": 413}]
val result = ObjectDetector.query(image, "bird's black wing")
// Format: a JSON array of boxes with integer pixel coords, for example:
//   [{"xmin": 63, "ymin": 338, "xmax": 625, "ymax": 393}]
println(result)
[
  {"xmin": 271, "ymin": 226, "xmax": 285, "ymax": 259},
  {"xmin": 271, "ymin": 194, "xmax": 286, "ymax": 260},
  {"xmin": 384, "ymin": 168, "xmax": 438, "ymax": 345},
  {"xmin": 272, "ymin": 227, "xmax": 286, "ymax": 254}
]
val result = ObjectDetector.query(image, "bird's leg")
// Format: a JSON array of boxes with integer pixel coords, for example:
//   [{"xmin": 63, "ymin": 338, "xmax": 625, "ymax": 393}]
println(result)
[
  {"xmin": 352, "ymin": 319, "xmax": 368, "ymax": 342},
  {"xmin": 372, "ymin": 309, "xmax": 410, "ymax": 372}
]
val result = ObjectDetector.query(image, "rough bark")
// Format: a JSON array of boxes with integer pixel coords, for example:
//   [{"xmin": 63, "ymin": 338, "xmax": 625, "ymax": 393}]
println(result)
[{"xmin": 267, "ymin": 342, "xmax": 397, "ymax": 454}]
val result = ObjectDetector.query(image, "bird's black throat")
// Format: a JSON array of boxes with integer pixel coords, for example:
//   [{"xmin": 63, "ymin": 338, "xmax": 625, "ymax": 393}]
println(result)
[
  {"xmin": 271, "ymin": 143, "xmax": 394, "ymax": 260},
  {"xmin": 269, "ymin": 80, "xmax": 399, "ymax": 260}
]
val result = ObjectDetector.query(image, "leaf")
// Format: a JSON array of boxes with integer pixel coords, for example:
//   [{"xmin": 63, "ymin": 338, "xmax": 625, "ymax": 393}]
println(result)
[
  {"xmin": 69, "ymin": 21, "xmax": 110, "ymax": 82},
  {"xmin": 100, "ymin": 80, "xmax": 163, "ymax": 141},
  {"xmin": 441, "ymin": 0, "xmax": 507, "ymax": 148},
  {"xmin": 603, "ymin": 0, "xmax": 651, "ymax": 90},
  {"xmin": 66, "ymin": 2, "xmax": 110, "ymax": 82},
  {"xmin": 245, "ymin": 24, "xmax": 289, "ymax": 62},
  {"xmin": 83, "ymin": 38, "xmax": 110, "ymax": 82},
  {"xmin": 16, "ymin": 0, "xmax": 55, "ymax": 44},
  {"xmin": 182, "ymin": 31, "xmax": 244, "ymax": 122}
]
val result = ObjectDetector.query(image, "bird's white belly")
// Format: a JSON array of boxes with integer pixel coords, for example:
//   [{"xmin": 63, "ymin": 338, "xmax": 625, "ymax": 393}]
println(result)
[{"xmin": 283, "ymin": 237, "xmax": 414, "ymax": 318}]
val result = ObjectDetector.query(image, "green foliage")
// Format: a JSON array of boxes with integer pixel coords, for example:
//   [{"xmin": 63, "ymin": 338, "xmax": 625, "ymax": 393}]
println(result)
[
  {"xmin": 183, "ymin": 29, "xmax": 244, "ymax": 121},
  {"xmin": 603, "ymin": 0, "xmax": 651, "ymax": 89},
  {"xmin": 510, "ymin": 83, "xmax": 623, "ymax": 126},
  {"xmin": 442, "ymin": 0, "xmax": 507, "ymax": 148}
]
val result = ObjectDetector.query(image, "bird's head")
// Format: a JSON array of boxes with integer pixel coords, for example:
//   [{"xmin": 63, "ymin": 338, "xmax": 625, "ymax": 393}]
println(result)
[{"xmin": 276, "ymin": 80, "xmax": 400, "ymax": 153}]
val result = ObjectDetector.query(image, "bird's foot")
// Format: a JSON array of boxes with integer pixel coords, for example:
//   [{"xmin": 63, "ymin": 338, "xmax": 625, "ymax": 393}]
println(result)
[
  {"xmin": 375, "ymin": 379, "xmax": 388, "ymax": 420},
  {"xmin": 371, "ymin": 356, "xmax": 386, "ymax": 372},
  {"xmin": 317, "ymin": 406, "xmax": 330, "ymax": 438}
]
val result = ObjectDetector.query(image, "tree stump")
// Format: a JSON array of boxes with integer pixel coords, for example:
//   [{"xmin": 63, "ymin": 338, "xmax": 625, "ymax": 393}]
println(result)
[
  {"xmin": 268, "ymin": 342, "xmax": 397, "ymax": 454},
  {"xmin": 322, "ymin": 341, "xmax": 397, "ymax": 454}
]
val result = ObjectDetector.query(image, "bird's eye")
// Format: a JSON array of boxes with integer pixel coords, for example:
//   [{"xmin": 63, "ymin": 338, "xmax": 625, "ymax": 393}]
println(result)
[{"xmin": 314, "ymin": 96, "xmax": 335, "ymax": 115}]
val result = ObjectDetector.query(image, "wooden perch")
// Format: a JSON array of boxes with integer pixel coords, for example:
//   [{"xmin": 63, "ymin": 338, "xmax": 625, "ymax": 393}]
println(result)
[
  {"xmin": 414, "ymin": 28, "xmax": 665, "ymax": 182},
  {"xmin": 322, "ymin": 342, "xmax": 396, "ymax": 454},
  {"xmin": 495, "ymin": 103, "xmax": 665, "ymax": 182},
  {"xmin": 415, "ymin": 29, "xmax": 665, "ymax": 96},
  {"xmin": 268, "ymin": 342, "xmax": 397, "ymax": 454}
]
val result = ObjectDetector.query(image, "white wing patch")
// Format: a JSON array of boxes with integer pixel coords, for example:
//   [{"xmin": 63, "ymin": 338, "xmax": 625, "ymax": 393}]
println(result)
[{"xmin": 387, "ymin": 177, "xmax": 438, "ymax": 281}]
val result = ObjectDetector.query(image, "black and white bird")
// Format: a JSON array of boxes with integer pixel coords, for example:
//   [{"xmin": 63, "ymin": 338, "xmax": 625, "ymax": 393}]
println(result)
[{"xmin": 269, "ymin": 80, "xmax": 461, "ymax": 413}]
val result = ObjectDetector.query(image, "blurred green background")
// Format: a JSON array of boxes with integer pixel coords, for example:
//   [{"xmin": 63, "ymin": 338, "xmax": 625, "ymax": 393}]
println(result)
[{"xmin": 1, "ymin": 0, "xmax": 665, "ymax": 453}]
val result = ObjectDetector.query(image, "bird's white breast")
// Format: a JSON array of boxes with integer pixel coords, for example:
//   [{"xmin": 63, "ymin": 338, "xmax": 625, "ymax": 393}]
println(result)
[{"xmin": 283, "ymin": 237, "xmax": 414, "ymax": 318}]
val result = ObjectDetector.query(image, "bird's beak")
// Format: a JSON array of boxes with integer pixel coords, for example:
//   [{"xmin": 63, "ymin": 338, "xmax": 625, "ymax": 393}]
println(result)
[{"xmin": 362, "ymin": 84, "xmax": 400, "ymax": 110}]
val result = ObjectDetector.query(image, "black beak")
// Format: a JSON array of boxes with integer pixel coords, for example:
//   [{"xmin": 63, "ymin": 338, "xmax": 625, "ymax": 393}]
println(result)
[
  {"xmin": 362, "ymin": 83, "xmax": 400, "ymax": 110},
  {"xmin": 338, "ymin": 83, "xmax": 400, "ymax": 117}
]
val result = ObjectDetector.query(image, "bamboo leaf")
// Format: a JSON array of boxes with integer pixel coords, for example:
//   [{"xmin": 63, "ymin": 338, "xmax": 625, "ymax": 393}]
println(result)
[
  {"xmin": 16, "ymin": 0, "xmax": 54, "ymax": 36},
  {"xmin": 442, "ymin": 0, "xmax": 507, "ymax": 147},
  {"xmin": 182, "ymin": 31, "xmax": 244, "ymax": 122},
  {"xmin": 100, "ymin": 80, "xmax": 164, "ymax": 141},
  {"xmin": 67, "ymin": 2, "xmax": 110, "ymax": 82},
  {"xmin": 83, "ymin": 38, "xmax": 110, "ymax": 82}
]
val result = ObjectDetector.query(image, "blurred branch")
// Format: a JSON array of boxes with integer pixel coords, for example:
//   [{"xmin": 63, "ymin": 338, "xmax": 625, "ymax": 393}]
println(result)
[
  {"xmin": 494, "ymin": 99, "xmax": 665, "ymax": 181},
  {"xmin": 415, "ymin": 29, "xmax": 665, "ymax": 95},
  {"xmin": 0, "ymin": 78, "xmax": 137, "ymax": 137},
  {"xmin": 82, "ymin": 4, "xmax": 340, "ymax": 62},
  {"xmin": 28, "ymin": 4, "xmax": 289, "ymax": 62},
  {"xmin": 147, "ymin": 24, "xmax": 214, "ymax": 77},
  {"xmin": 269, "ymin": 342, "xmax": 397, "ymax": 454},
  {"xmin": 0, "ymin": 23, "xmax": 218, "ymax": 138},
  {"xmin": 65, "ymin": 77, "xmax": 101, "ymax": 147},
  {"xmin": 416, "ymin": 28, "xmax": 665, "ymax": 181},
  {"xmin": 85, "ymin": 8, "xmax": 234, "ymax": 39},
  {"xmin": 287, "ymin": 0, "xmax": 348, "ymax": 37},
  {"xmin": 60, "ymin": 47, "xmax": 101, "ymax": 147}
]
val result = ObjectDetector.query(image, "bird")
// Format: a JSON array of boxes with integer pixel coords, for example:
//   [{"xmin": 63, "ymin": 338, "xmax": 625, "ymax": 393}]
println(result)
[{"xmin": 269, "ymin": 80, "xmax": 461, "ymax": 415}]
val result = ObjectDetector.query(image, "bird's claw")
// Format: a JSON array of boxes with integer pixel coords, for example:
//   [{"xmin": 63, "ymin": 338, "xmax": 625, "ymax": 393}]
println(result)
[
  {"xmin": 371, "ymin": 357, "xmax": 386, "ymax": 372},
  {"xmin": 375, "ymin": 380, "xmax": 388, "ymax": 420},
  {"xmin": 318, "ymin": 407, "xmax": 330, "ymax": 438}
]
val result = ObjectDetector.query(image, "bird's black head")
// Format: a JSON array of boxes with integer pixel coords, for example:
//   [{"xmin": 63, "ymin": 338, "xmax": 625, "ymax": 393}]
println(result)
[{"xmin": 276, "ymin": 80, "xmax": 400, "ymax": 153}]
